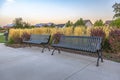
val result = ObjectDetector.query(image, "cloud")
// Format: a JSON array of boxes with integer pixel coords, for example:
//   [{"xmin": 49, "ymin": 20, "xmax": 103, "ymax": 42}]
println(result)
[
  {"xmin": 0, "ymin": 0, "xmax": 15, "ymax": 14},
  {"xmin": 6, "ymin": 0, "xmax": 15, "ymax": 2},
  {"xmin": 4, "ymin": 0, "xmax": 15, "ymax": 5},
  {"xmin": 6, "ymin": 0, "xmax": 15, "ymax": 3}
]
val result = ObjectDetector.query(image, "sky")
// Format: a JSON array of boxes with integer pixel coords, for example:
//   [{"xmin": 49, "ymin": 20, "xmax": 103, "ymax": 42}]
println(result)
[{"xmin": 0, "ymin": 0, "xmax": 120, "ymax": 26}]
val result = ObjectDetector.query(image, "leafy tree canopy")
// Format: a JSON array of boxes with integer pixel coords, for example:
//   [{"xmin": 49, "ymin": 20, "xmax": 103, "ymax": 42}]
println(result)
[
  {"xmin": 74, "ymin": 18, "xmax": 85, "ymax": 27},
  {"xmin": 110, "ymin": 18, "xmax": 120, "ymax": 28},
  {"xmin": 94, "ymin": 19, "xmax": 104, "ymax": 27},
  {"xmin": 13, "ymin": 18, "xmax": 33, "ymax": 29},
  {"xmin": 65, "ymin": 20, "xmax": 73, "ymax": 27},
  {"xmin": 112, "ymin": 3, "xmax": 120, "ymax": 19}
]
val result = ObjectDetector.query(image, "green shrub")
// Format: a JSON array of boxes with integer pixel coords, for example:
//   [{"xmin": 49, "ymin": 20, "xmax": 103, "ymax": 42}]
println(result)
[
  {"xmin": 109, "ymin": 29, "xmax": 120, "ymax": 53},
  {"xmin": 110, "ymin": 18, "xmax": 120, "ymax": 28},
  {"xmin": 8, "ymin": 38, "xmax": 14, "ymax": 44},
  {"xmin": 103, "ymin": 38, "xmax": 111, "ymax": 52}
]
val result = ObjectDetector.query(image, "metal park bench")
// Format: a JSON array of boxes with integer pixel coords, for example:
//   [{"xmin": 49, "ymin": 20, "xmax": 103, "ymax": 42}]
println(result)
[
  {"xmin": 23, "ymin": 34, "xmax": 51, "ymax": 53},
  {"xmin": 51, "ymin": 36, "xmax": 103, "ymax": 66}
]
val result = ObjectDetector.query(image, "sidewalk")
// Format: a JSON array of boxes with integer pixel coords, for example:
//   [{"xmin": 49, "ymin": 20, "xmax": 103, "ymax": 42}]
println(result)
[{"xmin": 0, "ymin": 44, "xmax": 120, "ymax": 80}]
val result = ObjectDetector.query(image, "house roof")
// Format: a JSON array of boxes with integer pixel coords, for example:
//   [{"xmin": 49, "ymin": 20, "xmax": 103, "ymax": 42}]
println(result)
[
  {"xmin": 55, "ymin": 24, "xmax": 65, "ymax": 28},
  {"xmin": 35, "ymin": 23, "xmax": 54, "ymax": 27},
  {"xmin": 105, "ymin": 20, "xmax": 112, "ymax": 25},
  {"xmin": 83, "ymin": 20, "xmax": 93, "ymax": 24},
  {"xmin": 3, "ymin": 24, "xmax": 15, "ymax": 28},
  {"xmin": 6, "ymin": 24, "xmax": 15, "ymax": 27}
]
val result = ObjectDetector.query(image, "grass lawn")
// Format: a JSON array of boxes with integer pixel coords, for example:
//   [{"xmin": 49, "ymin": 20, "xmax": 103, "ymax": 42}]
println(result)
[
  {"xmin": 0, "ymin": 33, "xmax": 5, "ymax": 43},
  {"xmin": 0, "ymin": 33, "xmax": 4, "ymax": 35}
]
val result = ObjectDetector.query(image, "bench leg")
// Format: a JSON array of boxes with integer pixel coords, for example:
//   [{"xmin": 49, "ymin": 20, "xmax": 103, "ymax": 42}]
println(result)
[
  {"xmin": 97, "ymin": 54, "xmax": 100, "ymax": 66},
  {"xmin": 96, "ymin": 50, "xmax": 103, "ymax": 66},
  {"xmin": 42, "ymin": 45, "xmax": 46, "ymax": 53},
  {"xmin": 29, "ymin": 43, "xmax": 31, "ymax": 47},
  {"xmin": 51, "ymin": 47, "xmax": 61, "ymax": 55},
  {"xmin": 51, "ymin": 48, "xmax": 56, "ymax": 55},
  {"xmin": 23, "ymin": 43, "xmax": 26, "ymax": 47},
  {"xmin": 24, "ymin": 43, "xmax": 31, "ymax": 47},
  {"xmin": 47, "ymin": 46, "xmax": 50, "ymax": 51},
  {"xmin": 42, "ymin": 45, "xmax": 50, "ymax": 53},
  {"xmin": 100, "ymin": 51, "xmax": 103, "ymax": 62},
  {"xmin": 42, "ymin": 47, "xmax": 45, "ymax": 53},
  {"xmin": 58, "ymin": 48, "xmax": 61, "ymax": 54}
]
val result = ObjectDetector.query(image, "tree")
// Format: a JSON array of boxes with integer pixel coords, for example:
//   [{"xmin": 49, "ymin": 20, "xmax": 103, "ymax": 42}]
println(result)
[
  {"xmin": 94, "ymin": 19, "xmax": 104, "ymax": 27},
  {"xmin": 65, "ymin": 20, "xmax": 73, "ymax": 27},
  {"xmin": 23, "ymin": 22, "xmax": 31, "ymax": 28},
  {"xmin": 13, "ymin": 18, "xmax": 32, "ymax": 29},
  {"xmin": 43, "ymin": 23, "xmax": 55, "ymax": 28},
  {"xmin": 110, "ymin": 18, "xmax": 120, "ymax": 28},
  {"xmin": 74, "ymin": 18, "xmax": 85, "ymax": 27},
  {"xmin": 13, "ymin": 18, "xmax": 24, "ymax": 28},
  {"xmin": 112, "ymin": 3, "xmax": 120, "ymax": 19},
  {"xmin": 50, "ymin": 23, "xmax": 55, "ymax": 28}
]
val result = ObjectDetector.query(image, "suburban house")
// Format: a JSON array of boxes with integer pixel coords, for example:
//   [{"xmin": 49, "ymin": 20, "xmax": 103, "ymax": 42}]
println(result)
[
  {"xmin": 3, "ymin": 24, "xmax": 15, "ymax": 29},
  {"xmin": 55, "ymin": 24, "xmax": 65, "ymax": 28},
  {"xmin": 35, "ymin": 23, "xmax": 54, "ymax": 27},
  {"xmin": 104, "ymin": 20, "xmax": 112, "ymax": 26},
  {"xmin": 84, "ymin": 20, "xmax": 93, "ymax": 27}
]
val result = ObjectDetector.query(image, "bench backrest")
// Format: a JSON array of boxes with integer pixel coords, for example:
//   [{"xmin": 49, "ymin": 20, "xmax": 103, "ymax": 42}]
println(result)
[
  {"xmin": 30, "ymin": 34, "xmax": 51, "ymax": 43},
  {"xmin": 58, "ymin": 36, "xmax": 102, "ymax": 52}
]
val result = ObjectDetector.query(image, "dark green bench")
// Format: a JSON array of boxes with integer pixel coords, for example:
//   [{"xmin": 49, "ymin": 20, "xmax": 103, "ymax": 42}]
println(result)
[
  {"xmin": 23, "ymin": 34, "xmax": 51, "ymax": 53},
  {"xmin": 51, "ymin": 36, "xmax": 103, "ymax": 66}
]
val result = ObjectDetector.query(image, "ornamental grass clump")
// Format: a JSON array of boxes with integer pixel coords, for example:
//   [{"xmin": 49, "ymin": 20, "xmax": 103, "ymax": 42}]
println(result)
[
  {"xmin": 74, "ymin": 27, "xmax": 86, "ymax": 36},
  {"xmin": 63, "ymin": 27, "xmax": 73, "ymax": 36},
  {"xmin": 8, "ymin": 29, "xmax": 22, "ymax": 43}
]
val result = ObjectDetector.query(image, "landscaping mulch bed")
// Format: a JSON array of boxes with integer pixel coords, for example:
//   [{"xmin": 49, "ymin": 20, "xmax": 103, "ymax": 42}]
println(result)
[
  {"xmin": 6, "ymin": 43, "xmax": 26, "ymax": 48},
  {"xmin": 5, "ymin": 43, "xmax": 43, "ymax": 48},
  {"xmin": 6, "ymin": 43, "xmax": 120, "ymax": 63}
]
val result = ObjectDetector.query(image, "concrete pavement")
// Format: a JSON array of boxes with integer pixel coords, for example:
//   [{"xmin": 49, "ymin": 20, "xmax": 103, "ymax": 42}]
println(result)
[{"xmin": 0, "ymin": 43, "xmax": 120, "ymax": 80}]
